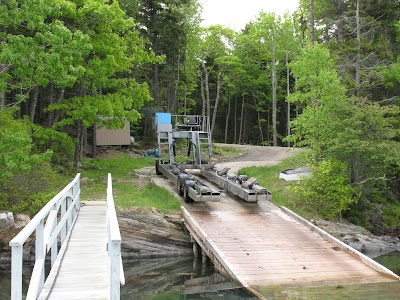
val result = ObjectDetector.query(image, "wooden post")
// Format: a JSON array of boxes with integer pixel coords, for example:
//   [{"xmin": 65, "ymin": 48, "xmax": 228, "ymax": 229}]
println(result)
[
  {"xmin": 193, "ymin": 241, "xmax": 200, "ymax": 258},
  {"xmin": 201, "ymin": 249, "xmax": 208, "ymax": 265},
  {"xmin": 11, "ymin": 245, "xmax": 23, "ymax": 300}
]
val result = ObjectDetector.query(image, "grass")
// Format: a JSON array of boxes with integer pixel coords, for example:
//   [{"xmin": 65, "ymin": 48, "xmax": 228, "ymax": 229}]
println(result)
[
  {"xmin": 77, "ymin": 146, "xmax": 308, "ymax": 213},
  {"xmin": 79, "ymin": 151, "xmax": 181, "ymax": 212},
  {"xmin": 212, "ymin": 143, "xmax": 243, "ymax": 161},
  {"xmin": 239, "ymin": 150, "xmax": 310, "ymax": 208}
]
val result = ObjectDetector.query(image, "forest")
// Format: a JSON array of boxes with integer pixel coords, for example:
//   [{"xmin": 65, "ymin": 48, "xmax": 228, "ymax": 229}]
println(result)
[{"xmin": 0, "ymin": 0, "xmax": 399, "ymax": 234}]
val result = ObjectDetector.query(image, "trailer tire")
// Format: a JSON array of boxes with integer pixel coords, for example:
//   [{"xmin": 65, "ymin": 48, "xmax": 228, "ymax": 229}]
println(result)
[
  {"xmin": 183, "ymin": 186, "xmax": 194, "ymax": 203},
  {"xmin": 177, "ymin": 178, "xmax": 183, "ymax": 196},
  {"xmin": 155, "ymin": 160, "xmax": 162, "ymax": 175}
]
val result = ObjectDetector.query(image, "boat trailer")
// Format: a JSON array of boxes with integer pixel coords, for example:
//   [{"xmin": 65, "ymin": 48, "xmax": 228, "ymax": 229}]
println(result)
[{"xmin": 153, "ymin": 112, "xmax": 271, "ymax": 203}]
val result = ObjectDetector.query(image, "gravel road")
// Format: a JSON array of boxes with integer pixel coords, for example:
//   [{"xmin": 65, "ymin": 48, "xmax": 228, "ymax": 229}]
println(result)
[{"xmin": 214, "ymin": 144, "xmax": 303, "ymax": 174}]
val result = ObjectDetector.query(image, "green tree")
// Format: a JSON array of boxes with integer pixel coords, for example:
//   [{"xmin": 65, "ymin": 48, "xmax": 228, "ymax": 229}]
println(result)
[
  {"xmin": 289, "ymin": 43, "xmax": 400, "ymax": 223},
  {"xmin": 0, "ymin": 110, "xmax": 51, "ymax": 179}
]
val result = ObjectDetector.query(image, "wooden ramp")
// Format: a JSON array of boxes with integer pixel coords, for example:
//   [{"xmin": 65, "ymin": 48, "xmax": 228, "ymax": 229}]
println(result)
[
  {"xmin": 181, "ymin": 201, "xmax": 400, "ymax": 298},
  {"xmin": 39, "ymin": 202, "xmax": 108, "ymax": 300}
]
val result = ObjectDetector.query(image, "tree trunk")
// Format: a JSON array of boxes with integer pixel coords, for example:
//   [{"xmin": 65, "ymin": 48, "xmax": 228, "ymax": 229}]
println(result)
[
  {"xmin": 152, "ymin": 7, "xmax": 160, "ymax": 104},
  {"xmin": 253, "ymin": 95, "xmax": 264, "ymax": 145},
  {"xmin": 239, "ymin": 95, "xmax": 245, "ymax": 144},
  {"xmin": 202, "ymin": 61, "xmax": 211, "ymax": 120},
  {"xmin": 53, "ymin": 89, "xmax": 65, "ymax": 125},
  {"xmin": 310, "ymin": 0, "xmax": 315, "ymax": 44},
  {"xmin": 47, "ymin": 82, "xmax": 54, "ymax": 127},
  {"xmin": 199, "ymin": 70, "xmax": 206, "ymax": 117},
  {"xmin": 92, "ymin": 123, "xmax": 97, "ymax": 159},
  {"xmin": 355, "ymin": 0, "xmax": 361, "ymax": 97},
  {"xmin": 234, "ymin": 97, "xmax": 237, "ymax": 143},
  {"xmin": 337, "ymin": 0, "xmax": 345, "ymax": 43},
  {"xmin": 183, "ymin": 62, "xmax": 187, "ymax": 115},
  {"xmin": 286, "ymin": 50, "xmax": 291, "ymax": 147},
  {"xmin": 0, "ymin": 90, "xmax": 4, "ymax": 107},
  {"xmin": 224, "ymin": 91, "xmax": 231, "ymax": 144},
  {"xmin": 210, "ymin": 72, "xmax": 221, "ymax": 136},
  {"xmin": 74, "ymin": 120, "xmax": 82, "ymax": 171},
  {"xmin": 0, "ymin": 65, "xmax": 5, "ymax": 107},
  {"xmin": 29, "ymin": 86, "xmax": 39, "ymax": 122},
  {"xmin": 272, "ymin": 54, "xmax": 278, "ymax": 146}
]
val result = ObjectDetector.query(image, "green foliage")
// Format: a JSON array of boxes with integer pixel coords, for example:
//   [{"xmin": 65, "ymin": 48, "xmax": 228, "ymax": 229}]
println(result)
[
  {"xmin": 290, "ymin": 43, "xmax": 346, "ymax": 106},
  {"xmin": 0, "ymin": 162, "xmax": 61, "ymax": 216},
  {"xmin": 0, "ymin": 110, "xmax": 52, "ymax": 179},
  {"xmin": 287, "ymin": 43, "xmax": 400, "ymax": 225},
  {"xmin": 288, "ymin": 159, "xmax": 358, "ymax": 220},
  {"xmin": 29, "ymin": 122, "xmax": 75, "ymax": 168}
]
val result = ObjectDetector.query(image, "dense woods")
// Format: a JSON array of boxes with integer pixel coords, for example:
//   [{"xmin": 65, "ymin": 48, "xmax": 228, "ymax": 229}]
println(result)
[{"xmin": 0, "ymin": 0, "xmax": 399, "ymax": 233}]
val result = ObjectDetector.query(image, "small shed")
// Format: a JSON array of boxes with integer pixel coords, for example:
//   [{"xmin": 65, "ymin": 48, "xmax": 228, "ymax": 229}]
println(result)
[{"xmin": 95, "ymin": 120, "xmax": 131, "ymax": 146}]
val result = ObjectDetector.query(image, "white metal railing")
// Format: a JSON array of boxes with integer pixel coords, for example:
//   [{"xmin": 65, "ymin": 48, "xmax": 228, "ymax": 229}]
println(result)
[
  {"xmin": 9, "ymin": 174, "xmax": 81, "ymax": 300},
  {"xmin": 106, "ymin": 173, "xmax": 125, "ymax": 300}
]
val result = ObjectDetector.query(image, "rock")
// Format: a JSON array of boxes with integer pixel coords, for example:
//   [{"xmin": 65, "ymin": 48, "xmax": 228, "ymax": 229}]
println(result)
[
  {"xmin": 117, "ymin": 208, "xmax": 192, "ymax": 259},
  {"xmin": 80, "ymin": 177, "xmax": 89, "ymax": 185},
  {"xmin": 0, "ymin": 213, "xmax": 7, "ymax": 227},
  {"xmin": 315, "ymin": 219, "xmax": 400, "ymax": 258},
  {"xmin": 14, "ymin": 214, "xmax": 30, "ymax": 229},
  {"xmin": 7, "ymin": 212, "xmax": 14, "ymax": 226}
]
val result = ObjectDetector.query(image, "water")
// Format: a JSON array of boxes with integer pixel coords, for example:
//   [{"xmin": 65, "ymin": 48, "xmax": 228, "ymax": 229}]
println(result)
[
  {"xmin": 1, "ymin": 252, "xmax": 400, "ymax": 299},
  {"xmin": 120, "ymin": 257, "xmax": 256, "ymax": 299}
]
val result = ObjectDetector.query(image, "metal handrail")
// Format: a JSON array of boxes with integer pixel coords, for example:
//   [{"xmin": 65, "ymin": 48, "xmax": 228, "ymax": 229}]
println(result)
[
  {"xmin": 9, "ymin": 174, "xmax": 81, "ymax": 300},
  {"xmin": 106, "ymin": 173, "xmax": 125, "ymax": 300},
  {"xmin": 171, "ymin": 114, "xmax": 210, "ymax": 132}
]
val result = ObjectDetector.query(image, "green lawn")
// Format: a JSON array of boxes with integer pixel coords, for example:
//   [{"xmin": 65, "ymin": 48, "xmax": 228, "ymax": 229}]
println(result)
[
  {"xmin": 79, "ymin": 151, "xmax": 181, "ymax": 212},
  {"xmin": 77, "ymin": 146, "xmax": 308, "ymax": 213}
]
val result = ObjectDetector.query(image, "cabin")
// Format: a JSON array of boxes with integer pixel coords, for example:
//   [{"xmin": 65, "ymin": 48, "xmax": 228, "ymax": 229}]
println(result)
[{"xmin": 95, "ymin": 119, "xmax": 131, "ymax": 146}]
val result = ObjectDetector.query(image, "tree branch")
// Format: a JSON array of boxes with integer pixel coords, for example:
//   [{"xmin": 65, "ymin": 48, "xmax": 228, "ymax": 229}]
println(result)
[{"xmin": 352, "ymin": 174, "xmax": 395, "ymax": 186}]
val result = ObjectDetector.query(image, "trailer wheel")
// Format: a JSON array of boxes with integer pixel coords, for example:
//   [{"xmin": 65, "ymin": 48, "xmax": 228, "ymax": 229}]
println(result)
[
  {"xmin": 177, "ymin": 178, "xmax": 183, "ymax": 196},
  {"xmin": 155, "ymin": 160, "xmax": 162, "ymax": 175},
  {"xmin": 183, "ymin": 186, "xmax": 194, "ymax": 203}
]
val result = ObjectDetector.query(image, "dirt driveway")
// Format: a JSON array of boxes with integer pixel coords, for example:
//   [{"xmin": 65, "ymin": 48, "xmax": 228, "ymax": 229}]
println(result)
[{"xmin": 214, "ymin": 144, "xmax": 303, "ymax": 173}]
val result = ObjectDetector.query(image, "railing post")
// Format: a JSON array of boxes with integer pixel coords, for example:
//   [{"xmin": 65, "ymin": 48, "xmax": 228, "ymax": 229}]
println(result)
[
  {"xmin": 50, "ymin": 208, "xmax": 58, "ymax": 267},
  {"xmin": 67, "ymin": 196, "xmax": 73, "ymax": 231},
  {"xmin": 36, "ymin": 219, "xmax": 45, "ymax": 293},
  {"xmin": 61, "ymin": 198, "xmax": 66, "ymax": 243},
  {"xmin": 10, "ymin": 245, "xmax": 23, "ymax": 300},
  {"xmin": 107, "ymin": 173, "xmax": 124, "ymax": 300},
  {"xmin": 109, "ymin": 241, "xmax": 121, "ymax": 300}
]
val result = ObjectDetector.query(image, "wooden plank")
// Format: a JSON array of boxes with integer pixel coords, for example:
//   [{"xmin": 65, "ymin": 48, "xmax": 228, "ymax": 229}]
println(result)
[
  {"xmin": 181, "ymin": 203, "xmax": 399, "ymax": 298},
  {"xmin": 39, "ymin": 202, "xmax": 108, "ymax": 300}
]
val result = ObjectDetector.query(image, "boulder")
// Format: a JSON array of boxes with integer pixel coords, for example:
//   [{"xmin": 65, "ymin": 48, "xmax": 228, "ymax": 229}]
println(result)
[{"xmin": 0, "ymin": 213, "xmax": 7, "ymax": 227}]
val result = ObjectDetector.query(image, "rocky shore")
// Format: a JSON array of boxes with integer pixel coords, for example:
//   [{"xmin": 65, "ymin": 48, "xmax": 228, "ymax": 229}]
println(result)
[
  {"xmin": 315, "ymin": 220, "xmax": 400, "ymax": 258},
  {"xmin": 0, "ymin": 212, "xmax": 32, "ymax": 267},
  {"xmin": 117, "ymin": 207, "xmax": 193, "ymax": 259}
]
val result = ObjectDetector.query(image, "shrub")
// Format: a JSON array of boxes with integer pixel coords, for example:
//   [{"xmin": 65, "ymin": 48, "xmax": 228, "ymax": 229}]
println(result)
[
  {"xmin": 0, "ymin": 162, "xmax": 59, "ymax": 216},
  {"xmin": 288, "ymin": 158, "xmax": 358, "ymax": 220}
]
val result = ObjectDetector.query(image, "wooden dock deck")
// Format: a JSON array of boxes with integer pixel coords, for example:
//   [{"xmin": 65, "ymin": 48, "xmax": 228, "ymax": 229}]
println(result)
[
  {"xmin": 39, "ymin": 202, "xmax": 108, "ymax": 300},
  {"xmin": 181, "ymin": 199, "xmax": 400, "ymax": 298}
]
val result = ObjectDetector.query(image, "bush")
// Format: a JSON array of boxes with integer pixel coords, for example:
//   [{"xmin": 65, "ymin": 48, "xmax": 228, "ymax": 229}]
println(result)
[
  {"xmin": 0, "ymin": 162, "xmax": 59, "ymax": 216},
  {"xmin": 288, "ymin": 158, "xmax": 358, "ymax": 220}
]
